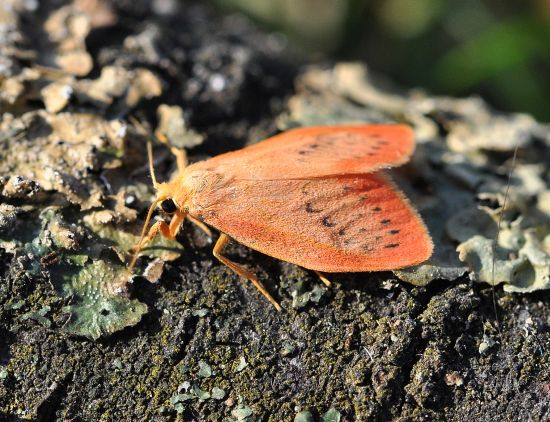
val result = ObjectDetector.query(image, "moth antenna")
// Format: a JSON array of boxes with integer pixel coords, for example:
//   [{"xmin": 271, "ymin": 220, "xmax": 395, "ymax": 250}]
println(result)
[
  {"xmin": 490, "ymin": 144, "xmax": 522, "ymax": 402},
  {"xmin": 147, "ymin": 140, "xmax": 159, "ymax": 188},
  {"xmin": 129, "ymin": 116, "xmax": 161, "ymax": 188},
  {"xmin": 129, "ymin": 198, "xmax": 162, "ymax": 272},
  {"xmin": 491, "ymin": 144, "xmax": 518, "ymax": 334},
  {"xmin": 156, "ymin": 130, "xmax": 188, "ymax": 173}
]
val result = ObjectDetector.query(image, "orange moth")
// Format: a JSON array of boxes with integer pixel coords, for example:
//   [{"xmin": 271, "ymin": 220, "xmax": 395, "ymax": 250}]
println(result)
[{"xmin": 129, "ymin": 125, "xmax": 433, "ymax": 310}]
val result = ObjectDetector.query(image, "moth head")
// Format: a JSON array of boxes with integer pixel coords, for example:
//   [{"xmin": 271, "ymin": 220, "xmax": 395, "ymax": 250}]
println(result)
[
  {"xmin": 146, "ymin": 141, "xmax": 184, "ymax": 214},
  {"xmin": 154, "ymin": 183, "xmax": 180, "ymax": 213},
  {"xmin": 159, "ymin": 197, "xmax": 178, "ymax": 214},
  {"xmin": 128, "ymin": 143, "xmax": 183, "ymax": 272}
]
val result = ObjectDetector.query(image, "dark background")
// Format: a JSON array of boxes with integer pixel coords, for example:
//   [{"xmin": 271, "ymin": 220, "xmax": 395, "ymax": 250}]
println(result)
[{"xmin": 212, "ymin": 0, "xmax": 550, "ymax": 121}]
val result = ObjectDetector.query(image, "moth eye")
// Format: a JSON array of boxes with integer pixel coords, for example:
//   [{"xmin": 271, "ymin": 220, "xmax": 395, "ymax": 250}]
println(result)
[{"xmin": 160, "ymin": 198, "xmax": 177, "ymax": 213}]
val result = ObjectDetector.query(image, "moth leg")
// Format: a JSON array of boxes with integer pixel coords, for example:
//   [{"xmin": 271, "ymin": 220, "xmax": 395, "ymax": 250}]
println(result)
[
  {"xmin": 186, "ymin": 215, "xmax": 212, "ymax": 237},
  {"xmin": 130, "ymin": 116, "xmax": 188, "ymax": 172},
  {"xmin": 169, "ymin": 145, "xmax": 187, "ymax": 173},
  {"xmin": 141, "ymin": 210, "xmax": 186, "ymax": 246},
  {"xmin": 130, "ymin": 211, "xmax": 186, "ymax": 270},
  {"xmin": 155, "ymin": 131, "xmax": 188, "ymax": 172},
  {"xmin": 314, "ymin": 271, "xmax": 332, "ymax": 287},
  {"xmin": 213, "ymin": 233, "xmax": 282, "ymax": 312}
]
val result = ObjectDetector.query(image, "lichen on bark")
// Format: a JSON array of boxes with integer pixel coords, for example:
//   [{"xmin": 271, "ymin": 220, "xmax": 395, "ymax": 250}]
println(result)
[{"xmin": 0, "ymin": 1, "xmax": 548, "ymax": 421}]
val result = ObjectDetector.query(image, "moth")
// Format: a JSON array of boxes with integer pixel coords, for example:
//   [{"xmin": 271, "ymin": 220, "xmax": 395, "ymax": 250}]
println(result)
[{"xmin": 129, "ymin": 125, "xmax": 433, "ymax": 310}]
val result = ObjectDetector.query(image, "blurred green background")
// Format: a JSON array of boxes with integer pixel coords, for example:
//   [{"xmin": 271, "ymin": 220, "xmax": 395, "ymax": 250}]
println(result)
[{"xmin": 212, "ymin": 0, "xmax": 550, "ymax": 121}]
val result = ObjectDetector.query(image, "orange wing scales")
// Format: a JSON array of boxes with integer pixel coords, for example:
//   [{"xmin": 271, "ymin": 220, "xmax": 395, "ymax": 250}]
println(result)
[
  {"xmin": 190, "ymin": 173, "xmax": 433, "ymax": 272},
  {"xmin": 191, "ymin": 125, "xmax": 415, "ymax": 180}
]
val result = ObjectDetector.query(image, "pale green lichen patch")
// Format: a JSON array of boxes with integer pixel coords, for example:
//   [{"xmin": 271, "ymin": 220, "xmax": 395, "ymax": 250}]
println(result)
[
  {"xmin": 231, "ymin": 404, "xmax": 254, "ymax": 421},
  {"xmin": 211, "ymin": 386, "xmax": 226, "ymax": 400},
  {"xmin": 288, "ymin": 280, "xmax": 327, "ymax": 309},
  {"xmin": 458, "ymin": 230, "xmax": 550, "ymax": 292},
  {"xmin": 156, "ymin": 104, "xmax": 205, "ymax": 149},
  {"xmin": 450, "ymin": 178, "xmax": 550, "ymax": 291},
  {"xmin": 235, "ymin": 356, "xmax": 248, "ymax": 372},
  {"xmin": 56, "ymin": 260, "xmax": 148, "ymax": 339},
  {"xmin": 20, "ymin": 305, "xmax": 52, "ymax": 328},
  {"xmin": 198, "ymin": 360, "xmax": 213, "ymax": 378},
  {"xmin": 0, "ymin": 65, "xmax": 192, "ymax": 339},
  {"xmin": 1, "ymin": 207, "xmax": 150, "ymax": 339},
  {"xmin": 0, "ymin": 111, "xmax": 125, "ymax": 209},
  {"xmin": 1, "ymin": 204, "xmax": 154, "ymax": 408},
  {"xmin": 82, "ymin": 213, "xmax": 183, "ymax": 263},
  {"xmin": 0, "ymin": 110, "xmax": 164, "ymax": 339},
  {"xmin": 323, "ymin": 408, "xmax": 342, "ymax": 422},
  {"xmin": 457, "ymin": 235, "xmax": 526, "ymax": 286},
  {"xmin": 0, "ymin": 206, "xmax": 42, "ymax": 254},
  {"xmin": 294, "ymin": 410, "xmax": 314, "ymax": 422},
  {"xmin": 169, "ymin": 382, "xmax": 226, "ymax": 414}
]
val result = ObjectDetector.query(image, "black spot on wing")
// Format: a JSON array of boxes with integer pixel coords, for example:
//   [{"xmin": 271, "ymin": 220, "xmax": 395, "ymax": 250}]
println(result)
[
  {"xmin": 315, "ymin": 134, "xmax": 337, "ymax": 146},
  {"xmin": 322, "ymin": 216, "xmax": 336, "ymax": 227},
  {"xmin": 384, "ymin": 243, "xmax": 400, "ymax": 249},
  {"xmin": 300, "ymin": 182, "xmax": 312, "ymax": 195},
  {"xmin": 381, "ymin": 219, "xmax": 391, "ymax": 225},
  {"xmin": 372, "ymin": 207, "xmax": 382, "ymax": 212},
  {"xmin": 389, "ymin": 229, "xmax": 400, "ymax": 235},
  {"xmin": 305, "ymin": 202, "xmax": 322, "ymax": 213},
  {"xmin": 205, "ymin": 210, "xmax": 218, "ymax": 219}
]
